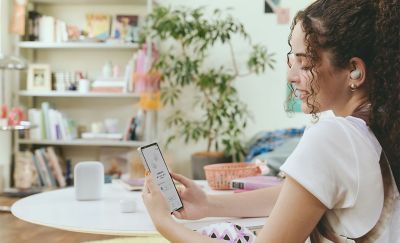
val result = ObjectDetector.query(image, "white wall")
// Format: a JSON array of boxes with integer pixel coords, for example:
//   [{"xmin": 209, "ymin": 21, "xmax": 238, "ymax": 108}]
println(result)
[
  {"xmin": 0, "ymin": 0, "xmax": 317, "ymax": 179},
  {"xmin": 157, "ymin": 0, "xmax": 314, "ymax": 175}
]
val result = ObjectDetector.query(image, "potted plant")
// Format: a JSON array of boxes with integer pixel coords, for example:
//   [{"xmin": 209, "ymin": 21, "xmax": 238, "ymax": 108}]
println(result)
[{"xmin": 141, "ymin": 5, "xmax": 275, "ymax": 179}]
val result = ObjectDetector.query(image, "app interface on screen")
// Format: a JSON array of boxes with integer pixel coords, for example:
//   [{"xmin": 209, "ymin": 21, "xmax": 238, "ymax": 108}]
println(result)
[{"xmin": 142, "ymin": 145, "xmax": 182, "ymax": 211}]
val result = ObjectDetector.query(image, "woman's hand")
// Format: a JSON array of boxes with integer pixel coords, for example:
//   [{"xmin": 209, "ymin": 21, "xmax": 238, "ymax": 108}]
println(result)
[
  {"xmin": 142, "ymin": 175, "xmax": 173, "ymax": 228},
  {"xmin": 170, "ymin": 172, "xmax": 209, "ymax": 220}
]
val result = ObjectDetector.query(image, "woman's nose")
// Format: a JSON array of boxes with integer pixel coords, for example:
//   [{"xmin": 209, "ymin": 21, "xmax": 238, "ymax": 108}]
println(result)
[{"xmin": 287, "ymin": 64, "xmax": 300, "ymax": 84}]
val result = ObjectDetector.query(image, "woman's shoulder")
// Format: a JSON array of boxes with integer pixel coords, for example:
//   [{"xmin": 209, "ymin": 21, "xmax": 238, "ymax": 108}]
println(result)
[
  {"xmin": 307, "ymin": 115, "xmax": 365, "ymax": 131},
  {"xmin": 301, "ymin": 116, "xmax": 353, "ymax": 144},
  {"xmin": 305, "ymin": 116, "xmax": 377, "ymax": 146}
]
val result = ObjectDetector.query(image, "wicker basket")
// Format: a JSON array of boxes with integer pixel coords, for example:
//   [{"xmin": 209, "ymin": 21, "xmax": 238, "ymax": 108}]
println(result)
[{"xmin": 204, "ymin": 162, "xmax": 262, "ymax": 190}]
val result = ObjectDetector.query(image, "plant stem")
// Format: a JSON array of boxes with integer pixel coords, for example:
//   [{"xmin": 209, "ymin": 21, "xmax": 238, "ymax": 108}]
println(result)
[
  {"xmin": 204, "ymin": 89, "xmax": 213, "ymax": 152},
  {"xmin": 229, "ymin": 40, "xmax": 239, "ymax": 77},
  {"xmin": 207, "ymin": 135, "xmax": 212, "ymax": 152}
]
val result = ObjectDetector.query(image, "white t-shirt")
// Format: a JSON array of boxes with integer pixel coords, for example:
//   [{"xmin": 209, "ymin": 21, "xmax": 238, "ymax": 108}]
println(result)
[{"xmin": 280, "ymin": 116, "xmax": 400, "ymax": 242}]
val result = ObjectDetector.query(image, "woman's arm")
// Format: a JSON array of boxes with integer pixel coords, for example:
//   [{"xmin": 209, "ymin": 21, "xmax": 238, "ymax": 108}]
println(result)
[
  {"xmin": 206, "ymin": 185, "xmax": 282, "ymax": 217},
  {"xmin": 143, "ymin": 174, "xmax": 327, "ymax": 243},
  {"xmin": 255, "ymin": 176, "xmax": 327, "ymax": 243},
  {"xmin": 170, "ymin": 172, "xmax": 281, "ymax": 219}
]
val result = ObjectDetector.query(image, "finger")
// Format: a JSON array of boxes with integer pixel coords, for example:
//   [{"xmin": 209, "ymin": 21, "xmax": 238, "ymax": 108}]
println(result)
[
  {"xmin": 171, "ymin": 172, "xmax": 193, "ymax": 188},
  {"xmin": 176, "ymin": 185, "xmax": 184, "ymax": 195},
  {"xmin": 143, "ymin": 178, "xmax": 150, "ymax": 193},
  {"xmin": 172, "ymin": 210, "xmax": 183, "ymax": 219},
  {"xmin": 144, "ymin": 175, "xmax": 158, "ymax": 193},
  {"xmin": 141, "ymin": 187, "xmax": 150, "ymax": 201}
]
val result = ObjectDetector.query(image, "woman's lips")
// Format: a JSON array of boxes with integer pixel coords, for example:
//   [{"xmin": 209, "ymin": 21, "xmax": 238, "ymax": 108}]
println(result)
[{"xmin": 294, "ymin": 89, "xmax": 309, "ymax": 100}]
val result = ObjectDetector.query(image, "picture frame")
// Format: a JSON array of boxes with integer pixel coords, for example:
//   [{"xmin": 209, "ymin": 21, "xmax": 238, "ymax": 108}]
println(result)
[
  {"xmin": 86, "ymin": 14, "xmax": 111, "ymax": 40},
  {"xmin": 27, "ymin": 64, "xmax": 51, "ymax": 91},
  {"xmin": 111, "ymin": 15, "xmax": 139, "ymax": 43}
]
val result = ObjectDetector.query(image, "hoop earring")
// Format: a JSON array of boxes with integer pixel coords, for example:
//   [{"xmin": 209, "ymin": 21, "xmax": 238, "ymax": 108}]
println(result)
[{"xmin": 350, "ymin": 83, "xmax": 358, "ymax": 91}]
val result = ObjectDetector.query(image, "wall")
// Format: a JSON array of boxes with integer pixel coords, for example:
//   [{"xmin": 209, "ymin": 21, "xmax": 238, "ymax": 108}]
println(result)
[
  {"xmin": 157, "ymin": 0, "xmax": 315, "ymax": 176},
  {"xmin": 1, "ymin": 0, "xmax": 320, "ymax": 179}
]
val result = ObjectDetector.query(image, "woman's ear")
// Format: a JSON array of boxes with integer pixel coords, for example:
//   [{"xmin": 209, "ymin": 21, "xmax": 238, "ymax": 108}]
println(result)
[{"xmin": 348, "ymin": 57, "xmax": 367, "ymax": 91}]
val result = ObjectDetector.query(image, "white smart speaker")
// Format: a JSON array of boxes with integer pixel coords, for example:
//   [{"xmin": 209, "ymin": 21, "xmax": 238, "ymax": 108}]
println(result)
[{"xmin": 74, "ymin": 161, "xmax": 104, "ymax": 201}]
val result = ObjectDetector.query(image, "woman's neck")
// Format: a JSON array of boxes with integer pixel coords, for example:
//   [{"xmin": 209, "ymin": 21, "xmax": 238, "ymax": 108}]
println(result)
[{"xmin": 333, "ymin": 92, "xmax": 370, "ymax": 117}]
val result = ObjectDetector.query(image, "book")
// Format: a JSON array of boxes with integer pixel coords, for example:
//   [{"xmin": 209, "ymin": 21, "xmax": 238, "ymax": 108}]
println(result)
[
  {"xmin": 31, "ymin": 152, "xmax": 45, "ymax": 187},
  {"xmin": 34, "ymin": 149, "xmax": 52, "ymax": 187},
  {"xmin": 123, "ymin": 116, "xmax": 137, "ymax": 141},
  {"xmin": 39, "ymin": 148, "xmax": 57, "ymax": 187},
  {"xmin": 119, "ymin": 177, "xmax": 144, "ymax": 191},
  {"xmin": 230, "ymin": 176, "xmax": 283, "ymax": 191},
  {"xmin": 28, "ymin": 108, "xmax": 42, "ymax": 140},
  {"xmin": 81, "ymin": 132, "xmax": 123, "ymax": 140},
  {"xmin": 46, "ymin": 147, "xmax": 66, "ymax": 187},
  {"xmin": 39, "ymin": 16, "xmax": 56, "ymax": 42},
  {"xmin": 90, "ymin": 87, "xmax": 124, "ymax": 93},
  {"xmin": 41, "ymin": 102, "xmax": 51, "ymax": 140},
  {"xmin": 91, "ymin": 80, "xmax": 126, "ymax": 87}
]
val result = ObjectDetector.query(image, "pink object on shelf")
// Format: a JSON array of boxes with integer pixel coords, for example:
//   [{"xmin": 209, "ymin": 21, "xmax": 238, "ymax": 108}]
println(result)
[
  {"xmin": 90, "ymin": 87, "xmax": 124, "ymax": 93},
  {"xmin": 1, "ymin": 104, "xmax": 8, "ymax": 118},
  {"xmin": 230, "ymin": 175, "xmax": 283, "ymax": 191},
  {"xmin": 8, "ymin": 107, "xmax": 24, "ymax": 126}
]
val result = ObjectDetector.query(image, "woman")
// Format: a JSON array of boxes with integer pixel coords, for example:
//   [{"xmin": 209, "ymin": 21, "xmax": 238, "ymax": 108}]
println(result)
[{"xmin": 142, "ymin": 0, "xmax": 400, "ymax": 242}]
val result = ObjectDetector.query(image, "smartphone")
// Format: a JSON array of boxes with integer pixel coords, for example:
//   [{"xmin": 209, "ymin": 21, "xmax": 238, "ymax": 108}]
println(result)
[{"xmin": 137, "ymin": 142, "xmax": 184, "ymax": 212}]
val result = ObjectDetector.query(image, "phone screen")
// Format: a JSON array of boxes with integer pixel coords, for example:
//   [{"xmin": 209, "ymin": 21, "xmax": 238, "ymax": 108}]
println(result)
[{"xmin": 138, "ymin": 143, "xmax": 183, "ymax": 212}]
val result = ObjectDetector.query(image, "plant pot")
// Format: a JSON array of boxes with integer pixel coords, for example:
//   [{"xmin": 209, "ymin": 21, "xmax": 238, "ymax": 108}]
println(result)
[{"xmin": 191, "ymin": 151, "xmax": 232, "ymax": 180}]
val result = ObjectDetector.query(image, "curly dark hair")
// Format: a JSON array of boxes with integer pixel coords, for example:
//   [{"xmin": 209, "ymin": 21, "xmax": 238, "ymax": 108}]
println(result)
[{"xmin": 287, "ymin": 0, "xmax": 399, "ymax": 241}]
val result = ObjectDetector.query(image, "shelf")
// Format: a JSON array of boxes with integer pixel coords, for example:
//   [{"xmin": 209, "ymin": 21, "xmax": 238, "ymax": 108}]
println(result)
[
  {"xmin": 0, "ymin": 123, "xmax": 38, "ymax": 131},
  {"xmin": 18, "ymin": 139, "xmax": 147, "ymax": 147},
  {"xmin": 18, "ymin": 91, "xmax": 140, "ymax": 98},
  {"xmin": 30, "ymin": 0, "xmax": 147, "ymax": 5},
  {"xmin": 18, "ymin": 42, "xmax": 140, "ymax": 49}
]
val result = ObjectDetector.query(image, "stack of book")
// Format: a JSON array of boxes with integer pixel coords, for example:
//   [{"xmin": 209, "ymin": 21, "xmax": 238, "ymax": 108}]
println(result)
[
  {"xmin": 119, "ymin": 177, "xmax": 144, "ymax": 191},
  {"xmin": 24, "ymin": 147, "xmax": 66, "ymax": 188},
  {"xmin": 91, "ymin": 78, "xmax": 126, "ymax": 93},
  {"xmin": 28, "ymin": 102, "xmax": 78, "ymax": 141},
  {"xmin": 230, "ymin": 175, "xmax": 283, "ymax": 192},
  {"xmin": 26, "ymin": 11, "xmax": 69, "ymax": 42}
]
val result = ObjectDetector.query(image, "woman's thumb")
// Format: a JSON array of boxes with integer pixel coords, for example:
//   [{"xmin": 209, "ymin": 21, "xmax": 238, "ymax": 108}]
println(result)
[{"xmin": 172, "ymin": 210, "xmax": 184, "ymax": 219}]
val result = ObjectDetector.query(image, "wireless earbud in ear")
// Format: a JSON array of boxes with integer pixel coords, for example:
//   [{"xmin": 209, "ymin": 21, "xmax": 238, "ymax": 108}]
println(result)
[{"xmin": 350, "ymin": 69, "xmax": 361, "ymax": 79}]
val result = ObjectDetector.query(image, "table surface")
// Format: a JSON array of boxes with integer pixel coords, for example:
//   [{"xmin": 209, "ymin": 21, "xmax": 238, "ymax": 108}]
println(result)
[{"xmin": 11, "ymin": 181, "xmax": 267, "ymax": 236}]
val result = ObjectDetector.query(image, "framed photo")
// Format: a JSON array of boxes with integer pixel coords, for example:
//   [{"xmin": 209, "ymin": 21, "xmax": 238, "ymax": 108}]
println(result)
[
  {"xmin": 111, "ymin": 15, "xmax": 139, "ymax": 43},
  {"xmin": 86, "ymin": 14, "xmax": 111, "ymax": 40},
  {"xmin": 27, "ymin": 64, "xmax": 51, "ymax": 91}
]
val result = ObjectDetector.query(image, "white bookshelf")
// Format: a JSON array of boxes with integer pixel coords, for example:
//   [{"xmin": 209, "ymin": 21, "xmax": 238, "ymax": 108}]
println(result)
[
  {"xmin": 18, "ymin": 90, "xmax": 140, "ymax": 98},
  {"xmin": 18, "ymin": 41, "xmax": 139, "ymax": 49},
  {"xmin": 9, "ymin": 0, "xmax": 154, "ymax": 191},
  {"xmin": 19, "ymin": 139, "xmax": 147, "ymax": 147}
]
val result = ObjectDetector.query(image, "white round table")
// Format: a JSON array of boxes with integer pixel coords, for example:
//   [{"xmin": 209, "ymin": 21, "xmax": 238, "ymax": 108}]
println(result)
[{"xmin": 11, "ymin": 182, "xmax": 267, "ymax": 236}]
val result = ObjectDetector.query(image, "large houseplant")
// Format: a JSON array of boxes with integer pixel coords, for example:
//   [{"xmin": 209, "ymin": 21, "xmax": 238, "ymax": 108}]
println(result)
[{"xmin": 141, "ymin": 5, "xmax": 275, "ymax": 178}]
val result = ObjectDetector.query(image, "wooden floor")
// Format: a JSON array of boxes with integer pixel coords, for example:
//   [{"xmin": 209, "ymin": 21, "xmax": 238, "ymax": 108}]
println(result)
[{"xmin": 0, "ymin": 196, "xmax": 116, "ymax": 243}]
